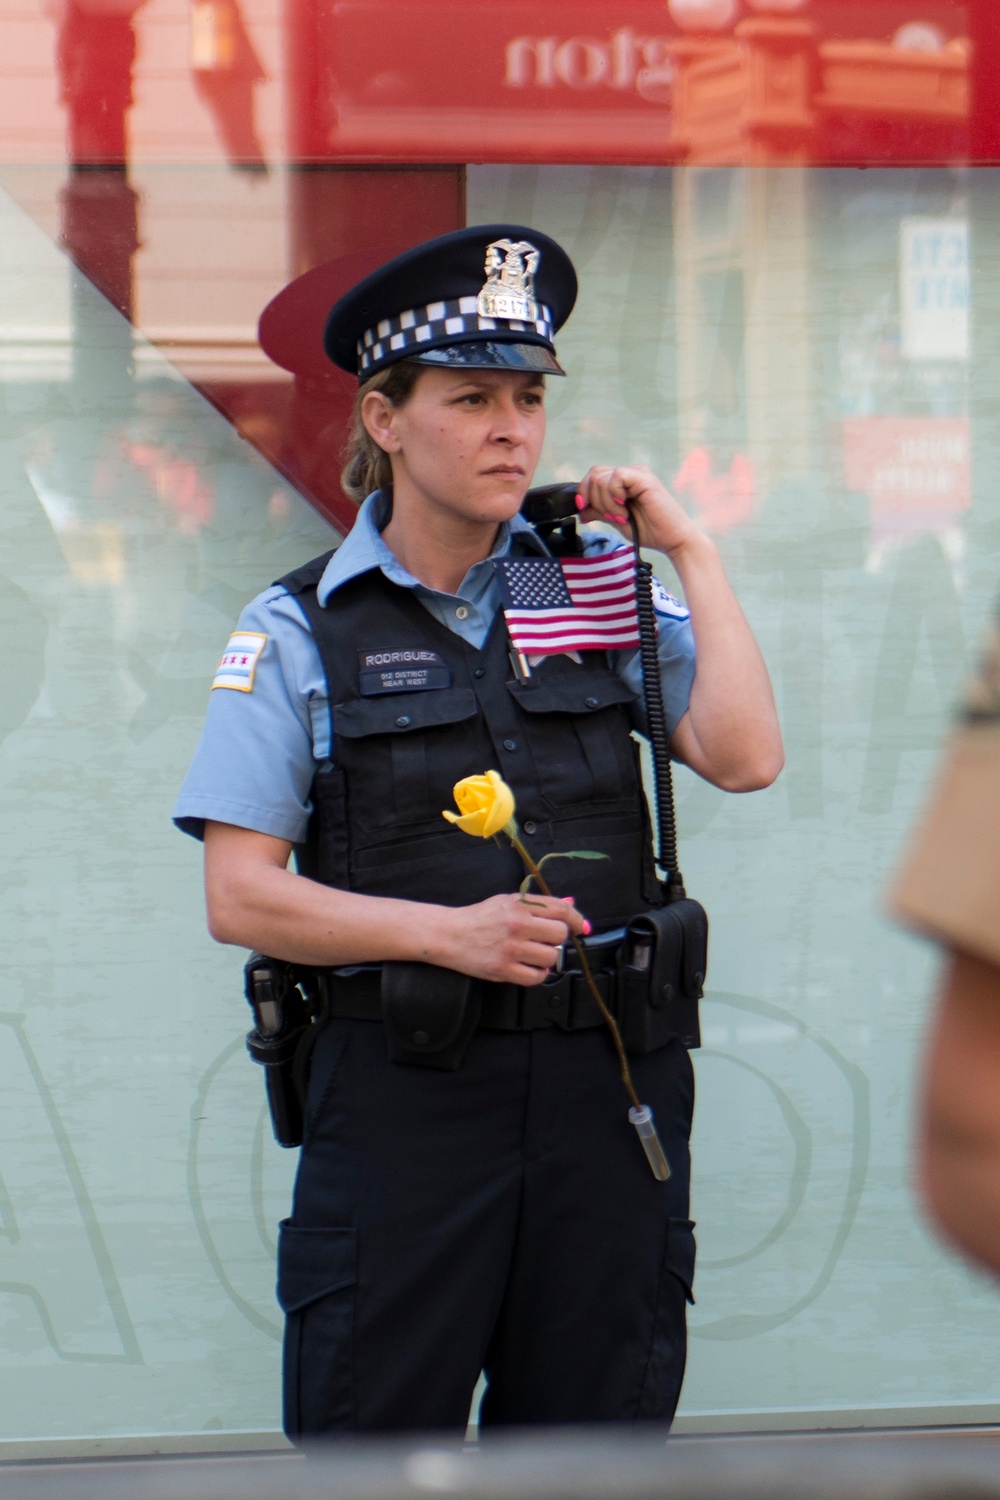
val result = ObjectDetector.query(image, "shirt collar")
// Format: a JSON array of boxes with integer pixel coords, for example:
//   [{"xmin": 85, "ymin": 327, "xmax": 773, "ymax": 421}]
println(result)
[{"xmin": 316, "ymin": 489, "xmax": 548, "ymax": 605}]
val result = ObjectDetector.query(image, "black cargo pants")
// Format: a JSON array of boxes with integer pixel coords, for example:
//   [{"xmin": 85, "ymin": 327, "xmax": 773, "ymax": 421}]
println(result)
[{"xmin": 277, "ymin": 1016, "xmax": 695, "ymax": 1435}]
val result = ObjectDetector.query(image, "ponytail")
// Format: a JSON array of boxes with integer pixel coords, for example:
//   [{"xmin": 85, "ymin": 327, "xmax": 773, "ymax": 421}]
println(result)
[{"xmin": 340, "ymin": 360, "xmax": 424, "ymax": 505}]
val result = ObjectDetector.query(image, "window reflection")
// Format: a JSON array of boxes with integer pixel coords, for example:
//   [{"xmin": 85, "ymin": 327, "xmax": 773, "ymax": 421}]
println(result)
[
  {"xmin": 0, "ymin": 1, "xmax": 983, "ymax": 539},
  {"xmin": 463, "ymin": 159, "xmax": 1000, "ymax": 1424},
  {"xmin": 2, "ymin": 0, "xmax": 1000, "ymax": 1455},
  {"xmin": 191, "ymin": 0, "xmax": 269, "ymax": 171},
  {"xmin": 674, "ymin": 440, "xmax": 756, "ymax": 535}
]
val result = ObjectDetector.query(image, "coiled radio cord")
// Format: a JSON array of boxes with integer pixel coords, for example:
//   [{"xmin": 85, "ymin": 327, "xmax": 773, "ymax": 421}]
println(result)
[{"xmin": 629, "ymin": 513, "xmax": 685, "ymax": 901}]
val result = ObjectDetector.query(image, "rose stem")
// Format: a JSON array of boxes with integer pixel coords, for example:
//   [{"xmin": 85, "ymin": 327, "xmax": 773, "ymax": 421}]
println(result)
[{"xmin": 509, "ymin": 833, "xmax": 642, "ymax": 1113}]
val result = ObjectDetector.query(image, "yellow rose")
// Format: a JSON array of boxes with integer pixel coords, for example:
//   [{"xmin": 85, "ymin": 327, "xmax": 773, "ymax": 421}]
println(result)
[{"xmin": 442, "ymin": 770, "xmax": 516, "ymax": 839}]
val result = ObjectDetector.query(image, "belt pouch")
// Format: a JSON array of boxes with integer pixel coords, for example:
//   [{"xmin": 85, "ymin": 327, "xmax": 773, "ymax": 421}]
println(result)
[
  {"xmin": 380, "ymin": 962, "xmax": 481, "ymax": 1071},
  {"xmin": 617, "ymin": 898, "xmax": 708, "ymax": 1054}
]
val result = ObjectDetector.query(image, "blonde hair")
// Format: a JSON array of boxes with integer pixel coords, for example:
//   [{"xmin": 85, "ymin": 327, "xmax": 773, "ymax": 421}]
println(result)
[{"xmin": 340, "ymin": 360, "xmax": 425, "ymax": 505}]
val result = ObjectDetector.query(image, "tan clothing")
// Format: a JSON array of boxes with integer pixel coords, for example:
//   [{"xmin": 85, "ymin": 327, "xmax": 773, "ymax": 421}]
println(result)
[{"xmin": 890, "ymin": 615, "xmax": 1000, "ymax": 965}]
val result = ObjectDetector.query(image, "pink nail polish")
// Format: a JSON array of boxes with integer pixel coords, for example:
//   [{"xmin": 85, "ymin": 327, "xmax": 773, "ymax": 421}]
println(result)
[
  {"xmin": 561, "ymin": 896, "xmax": 575, "ymax": 904},
  {"xmin": 582, "ymin": 919, "xmax": 592, "ymax": 936},
  {"xmin": 574, "ymin": 494, "xmax": 585, "ymax": 510},
  {"xmin": 614, "ymin": 495, "xmax": 628, "ymax": 505}
]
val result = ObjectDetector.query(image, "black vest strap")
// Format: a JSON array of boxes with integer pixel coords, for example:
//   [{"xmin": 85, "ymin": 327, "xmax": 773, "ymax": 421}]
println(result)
[{"xmin": 275, "ymin": 550, "xmax": 336, "ymax": 596}]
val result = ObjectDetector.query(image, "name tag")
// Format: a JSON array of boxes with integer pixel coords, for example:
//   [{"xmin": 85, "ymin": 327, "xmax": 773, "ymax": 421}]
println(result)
[{"xmin": 358, "ymin": 648, "xmax": 451, "ymax": 696}]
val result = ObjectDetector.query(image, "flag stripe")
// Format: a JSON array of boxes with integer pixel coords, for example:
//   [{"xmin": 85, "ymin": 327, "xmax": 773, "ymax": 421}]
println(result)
[
  {"xmin": 505, "ymin": 615, "xmax": 640, "ymax": 632},
  {"xmin": 507, "ymin": 612, "xmax": 639, "ymax": 626},
  {"xmin": 565, "ymin": 585, "xmax": 636, "ymax": 602},
  {"xmin": 507, "ymin": 600, "xmax": 638, "ymax": 618},
  {"xmin": 565, "ymin": 575, "xmax": 635, "ymax": 593},
  {"xmin": 561, "ymin": 547, "xmax": 635, "ymax": 573},
  {"xmin": 509, "ymin": 624, "xmax": 641, "ymax": 642},
  {"xmin": 508, "ymin": 627, "xmax": 641, "ymax": 644},
  {"xmin": 508, "ymin": 633, "xmax": 640, "ymax": 647},
  {"xmin": 507, "ymin": 633, "xmax": 641, "ymax": 650}
]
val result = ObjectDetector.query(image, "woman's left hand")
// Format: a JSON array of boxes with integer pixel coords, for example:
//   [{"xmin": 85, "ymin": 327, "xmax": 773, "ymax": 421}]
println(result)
[
  {"xmin": 576, "ymin": 465, "xmax": 698, "ymax": 555},
  {"xmin": 578, "ymin": 465, "xmax": 784, "ymax": 794}
]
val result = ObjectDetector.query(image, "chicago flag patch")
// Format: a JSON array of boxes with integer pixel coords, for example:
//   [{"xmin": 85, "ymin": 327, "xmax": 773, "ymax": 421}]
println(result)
[{"xmin": 212, "ymin": 631, "xmax": 267, "ymax": 692}]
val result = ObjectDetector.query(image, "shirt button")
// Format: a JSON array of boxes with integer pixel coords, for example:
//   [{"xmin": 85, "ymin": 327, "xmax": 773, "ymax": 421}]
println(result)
[
  {"xmin": 395, "ymin": 715, "xmax": 411, "ymax": 728},
  {"xmin": 523, "ymin": 820, "xmax": 537, "ymax": 835},
  {"xmin": 455, "ymin": 605, "xmax": 469, "ymax": 620},
  {"xmin": 474, "ymin": 667, "xmax": 485, "ymax": 679},
  {"xmin": 412, "ymin": 1030, "xmax": 429, "ymax": 1047},
  {"xmin": 503, "ymin": 738, "xmax": 518, "ymax": 752},
  {"xmin": 584, "ymin": 696, "xmax": 600, "ymax": 709}
]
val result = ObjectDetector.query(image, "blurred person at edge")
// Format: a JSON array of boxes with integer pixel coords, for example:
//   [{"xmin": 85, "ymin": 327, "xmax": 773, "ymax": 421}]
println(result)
[
  {"xmin": 891, "ymin": 607, "xmax": 1000, "ymax": 1272},
  {"xmin": 174, "ymin": 225, "xmax": 783, "ymax": 1437}
]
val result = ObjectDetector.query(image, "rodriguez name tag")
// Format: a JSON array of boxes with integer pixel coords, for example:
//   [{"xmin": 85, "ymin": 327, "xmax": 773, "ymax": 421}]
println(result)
[{"xmin": 359, "ymin": 648, "xmax": 451, "ymax": 696}]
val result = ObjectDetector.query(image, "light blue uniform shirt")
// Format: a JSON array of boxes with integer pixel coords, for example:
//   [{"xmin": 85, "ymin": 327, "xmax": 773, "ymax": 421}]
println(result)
[{"xmin": 174, "ymin": 491, "xmax": 696, "ymax": 843}]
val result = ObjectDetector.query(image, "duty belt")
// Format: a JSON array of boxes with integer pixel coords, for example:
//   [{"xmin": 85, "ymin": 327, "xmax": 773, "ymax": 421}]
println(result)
[{"xmin": 320, "ymin": 935, "xmax": 622, "ymax": 1035}]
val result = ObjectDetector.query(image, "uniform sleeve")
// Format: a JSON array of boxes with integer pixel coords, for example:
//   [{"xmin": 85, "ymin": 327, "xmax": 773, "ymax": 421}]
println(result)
[
  {"xmin": 172, "ymin": 589, "xmax": 327, "ymax": 844},
  {"xmin": 580, "ymin": 531, "xmax": 696, "ymax": 738},
  {"xmin": 890, "ymin": 612, "xmax": 1000, "ymax": 966},
  {"xmin": 617, "ymin": 605, "xmax": 696, "ymax": 740}
]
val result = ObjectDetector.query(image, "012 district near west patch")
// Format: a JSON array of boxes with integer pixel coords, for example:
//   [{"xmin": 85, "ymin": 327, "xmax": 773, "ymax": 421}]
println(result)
[
  {"xmin": 359, "ymin": 648, "xmax": 451, "ymax": 696},
  {"xmin": 212, "ymin": 632, "xmax": 267, "ymax": 692}
]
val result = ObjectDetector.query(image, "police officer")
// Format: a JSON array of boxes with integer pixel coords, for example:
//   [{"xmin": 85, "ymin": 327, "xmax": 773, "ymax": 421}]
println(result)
[
  {"xmin": 174, "ymin": 224, "xmax": 783, "ymax": 1435},
  {"xmin": 891, "ymin": 606, "xmax": 1000, "ymax": 1273}
]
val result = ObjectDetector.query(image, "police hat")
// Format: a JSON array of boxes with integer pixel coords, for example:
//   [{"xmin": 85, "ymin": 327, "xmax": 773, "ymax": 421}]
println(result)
[{"xmin": 323, "ymin": 224, "xmax": 577, "ymax": 381}]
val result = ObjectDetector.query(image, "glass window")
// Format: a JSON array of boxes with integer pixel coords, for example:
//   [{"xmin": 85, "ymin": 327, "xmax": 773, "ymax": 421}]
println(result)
[
  {"xmin": 465, "ymin": 162, "xmax": 994, "ymax": 1428},
  {"xmin": 0, "ymin": 183, "xmax": 333, "ymax": 1448},
  {"xmin": 1, "ymin": 0, "xmax": 997, "ymax": 1455}
]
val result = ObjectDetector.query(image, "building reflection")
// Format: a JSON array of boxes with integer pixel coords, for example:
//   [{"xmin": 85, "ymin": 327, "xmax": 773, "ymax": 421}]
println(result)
[
  {"xmin": 191, "ymin": 0, "xmax": 268, "ymax": 172},
  {"xmin": 674, "ymin": 442, "xmax": 756, "ymax": 535},
  {"xmin": 665, "ymin": 121, "xmax": 977, "ymax": 821},
  {"xmin": 0, "ymin": 0, "xmax": 991, "ymax": 542},
  {"xmin": 671, "ymin": 13, "xmax": 969, "ymax": 167}
]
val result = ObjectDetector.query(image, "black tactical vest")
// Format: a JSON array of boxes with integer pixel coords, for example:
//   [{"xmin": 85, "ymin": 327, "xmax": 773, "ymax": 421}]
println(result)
[{"xmin": 279, "ymin": 546, "xmax": 661, "ymax": 932}]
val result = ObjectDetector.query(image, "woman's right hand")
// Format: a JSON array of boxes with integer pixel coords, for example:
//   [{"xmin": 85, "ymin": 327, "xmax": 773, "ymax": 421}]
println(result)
[
  {"xmin": 431, "ymin": 893, "xmax": 589, "ymax": 987},
  {"xmin": 202, "ymin": 822, "xmax": 592, "ymax": 976}
]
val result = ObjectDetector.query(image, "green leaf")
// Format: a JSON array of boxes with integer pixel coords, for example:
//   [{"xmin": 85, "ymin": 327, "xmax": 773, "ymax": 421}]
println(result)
[
  {"xmin": 515, "ymin": 882, "xmax": 548, "ymax": 906},
  {"xmin": 536, "ymin": 850, "xmax": 610, "ymax": 869}
]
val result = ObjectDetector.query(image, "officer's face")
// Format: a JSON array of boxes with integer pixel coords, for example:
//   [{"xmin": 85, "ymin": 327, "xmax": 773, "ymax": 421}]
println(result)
[{"xmin": 365, "ymin": 367, "xmax": 547, "ymax": 523}]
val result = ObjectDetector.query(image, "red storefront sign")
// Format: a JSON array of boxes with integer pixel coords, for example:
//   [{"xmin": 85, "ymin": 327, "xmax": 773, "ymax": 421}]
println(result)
[
  {"xmin": 289, "ymin": 0, "xmax": 972, "ymax": 166},
  {"xmin": 842, "ymin": 417, "xmax": 970, "ymax": 541},
  {"xmin": 293, "ymin": 1, "xmax": 682, "ymax": 163}
]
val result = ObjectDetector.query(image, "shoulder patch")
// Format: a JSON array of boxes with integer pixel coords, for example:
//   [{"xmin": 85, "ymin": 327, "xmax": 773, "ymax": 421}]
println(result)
[
  {"xmin": 652, "ymin": 578, "xmax": 689, "ymax": 620},
  {"xmin": 212, "ymin": 631, "xmax": 267, "ymax": 692}
]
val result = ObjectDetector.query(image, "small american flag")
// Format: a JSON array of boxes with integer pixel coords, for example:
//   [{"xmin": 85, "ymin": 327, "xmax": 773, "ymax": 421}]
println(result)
[{"xmin": 498, "ymin": 547, "xmax": 640, "ymax": 655}]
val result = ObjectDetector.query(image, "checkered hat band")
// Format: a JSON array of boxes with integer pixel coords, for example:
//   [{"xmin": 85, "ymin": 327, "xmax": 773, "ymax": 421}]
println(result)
[{"xmin": 357, "ymin": 297, "xmax": 553, "ymax": 373}]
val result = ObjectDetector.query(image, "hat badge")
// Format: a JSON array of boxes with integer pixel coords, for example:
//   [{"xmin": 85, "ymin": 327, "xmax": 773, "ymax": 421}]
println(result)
[{"xmin": 477, "ymin": 238, "xmax": 541, "ymax": 323}]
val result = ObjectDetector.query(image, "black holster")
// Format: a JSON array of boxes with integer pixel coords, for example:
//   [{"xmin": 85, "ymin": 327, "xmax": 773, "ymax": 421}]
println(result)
[
  {"xmin": 381, "ymin": 961, "xmax": 481, "ymax": 1071},
  {"xmin": 244, "ymin": 955, "xmax": 320, "ymax": 1148},
  {"xmin": 616, "ymin": 898, "xmax": 707, "ymax": 1055}
]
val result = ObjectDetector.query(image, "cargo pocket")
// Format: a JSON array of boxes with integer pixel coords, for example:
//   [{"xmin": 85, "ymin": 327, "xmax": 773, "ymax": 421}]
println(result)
[
  {"xmin": 277, "ymin": 1221, "xmax": 357, "ymax": 1439},
  {"xmin": 637, "ymin": 1217, "xmax": 696, "ymax": 1423},
  {"xmin": 506, "ymin": 668, "xmax": 638, "ymax": 810},
  {"xmin": 335, "ymin": 689, "xmax": 479, "ymax": 831}
]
